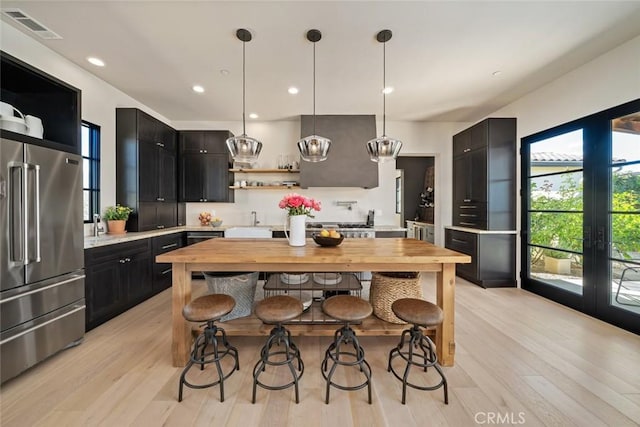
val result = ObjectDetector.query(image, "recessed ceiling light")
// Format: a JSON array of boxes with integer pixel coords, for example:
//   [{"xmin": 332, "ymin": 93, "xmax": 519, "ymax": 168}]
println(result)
[
  {"xmin": 382, "ymin": 86, "xmax": 394, "ymax": 94},
  {"xmin": 87, "ymin": 57, "xmax": 105, "ymax": 67},
  {"xmin": 249, "ymin": 113, "xmax": 259, "ymax": 119},
  {"xmin": 288, "ymin": 87, "xmax": 299, "ymax": 95},
  {"xmin": 192, "ymin": 85, "xmax": 205, "ymax": 93},
  {"xmin": 492, "ymin": 70, "xmax": 502, "ymax": 77},
  {"xmin": 220, "ymin": 69, "xmax": 230, "ymax": 76}
]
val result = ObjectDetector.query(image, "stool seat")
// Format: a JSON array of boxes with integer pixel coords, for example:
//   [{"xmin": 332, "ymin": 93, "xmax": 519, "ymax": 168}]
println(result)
[
  {"xmin": 254, "ymin": 295, "xmax": 303, "ymax": 324},
  {"xmin": 391, "ymin": 298, "xmax": 443, "ymax": 327},
  {"xmin": 183, "ymin": 294, "xmax": 235, "ymax": 322},
  {"xmin": 322, "ymin": 295, "xmax": 372, "ymax": 322}
]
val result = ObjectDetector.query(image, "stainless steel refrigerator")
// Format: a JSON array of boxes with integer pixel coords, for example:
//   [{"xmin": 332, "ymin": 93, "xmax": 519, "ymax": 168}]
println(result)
[{"xmin": 1, "ymin": 137, "xmax": 85, "ymax": 383}]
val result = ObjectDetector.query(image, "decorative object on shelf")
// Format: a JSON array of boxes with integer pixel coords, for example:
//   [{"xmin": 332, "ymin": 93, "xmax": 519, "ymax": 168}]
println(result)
[
  {"xmin": 226, "ymin": 28, "xmax": 262, "ymax": 163},
  {"xmin": 103, "ymin": 204, "xmax": 133, "ymax": 235},
  {"xmin": 297, "ymin": 29, "xmax": 331, "ymax": 162},
  {"xmin": 280, "ymin": 193, "xmax": 321, "ymax": 247},
  {"xmin": 366, "ymin": 30, "xmax": 403, "ymax": 163},
  {"xmin": 198, "ymin": 211, "xmax": 212, "ymax": 225}
]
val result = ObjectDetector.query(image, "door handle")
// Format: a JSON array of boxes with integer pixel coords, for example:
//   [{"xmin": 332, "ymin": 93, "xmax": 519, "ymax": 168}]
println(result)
[
  {"xmin": 583, "ymin": 226, "xmax": 592, "ymax": 248},
  {"xmin": 596, "ymin": 226, "xmax": 605, "ymax": 250},
  {"xmin": 33, "ymin": 164, "xmax": 41, "ymax": 263}
]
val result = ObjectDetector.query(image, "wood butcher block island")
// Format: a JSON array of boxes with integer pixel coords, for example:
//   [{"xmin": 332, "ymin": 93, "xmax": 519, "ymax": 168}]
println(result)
[{"xmin": 157, "ymin": 237, "xmax": 471, "ymax": 367}]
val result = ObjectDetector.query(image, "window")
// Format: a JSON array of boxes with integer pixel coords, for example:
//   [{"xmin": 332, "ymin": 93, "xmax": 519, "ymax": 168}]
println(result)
[{"xmin": 82, "ymin": 121, "xmax": 100, "ymax": 223}]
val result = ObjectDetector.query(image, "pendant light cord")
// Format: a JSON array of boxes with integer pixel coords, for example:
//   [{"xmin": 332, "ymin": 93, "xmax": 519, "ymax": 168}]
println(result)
[
  {"xmin": 242, "ymin": 39, "xmax": 246, "ymax": 136},
  {"xmin": 382, "ymin": 39, "xmax": 386, "ymax": 136},
  {"xmin": 312, "ymin": 40, "xmax": 316, "ymax": 136}
]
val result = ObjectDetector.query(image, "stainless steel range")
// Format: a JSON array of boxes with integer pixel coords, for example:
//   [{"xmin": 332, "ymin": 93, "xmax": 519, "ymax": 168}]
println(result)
[{"xmin": 306, "ymin": 222, "xmax": 375, "ymax": 239}]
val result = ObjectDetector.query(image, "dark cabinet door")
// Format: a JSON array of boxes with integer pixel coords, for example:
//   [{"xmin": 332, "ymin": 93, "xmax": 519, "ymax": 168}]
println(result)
[
  {"xmin": 139, "ymin": 141, "xmax": 159, "ymax": 202},
  {"xmin": 125, "ymin": 251, "xmax": 153, "ymax": 304},
  {"xmin": 179, "ymin": 131, "xmax": 207, "ymax": 153},
  {"xmin": 179, "ymin": 153, "xmax": 206, "ymax": 201},
  {"xmin": 85, "ymin": 259, "xmax": 124, "ymax": 327},
  {"xmin": 156, "ymin": 202, "xmax": 176, "ymax": 228},
  {"xmin": 453, "ymin": 154, "xmax": 469, "ymax": 203},
  {"xmin": 159, "ymin": 148, "xmax": 176, "ymax": 201},
  {"xmin": 204, "ymin": 154, "xmax": 230, "ymax": 202},
  {"xmin": 469, "ymin": 147, "xmax": 487, "ymax": 203}
]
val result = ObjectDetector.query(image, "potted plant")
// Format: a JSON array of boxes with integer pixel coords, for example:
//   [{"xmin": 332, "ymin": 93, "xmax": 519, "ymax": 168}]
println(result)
[
  {"xmin": 103, "ymin": 204, "xmax": 133, "ymax": 235},
  {"xmin": 543, "ymin": 248, "xmax": 572, "ymax": 275}
]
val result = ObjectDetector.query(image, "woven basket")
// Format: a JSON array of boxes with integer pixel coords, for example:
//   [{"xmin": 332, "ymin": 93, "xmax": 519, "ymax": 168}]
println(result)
[
  {"xmin": 369, "ymin": 272, "xmax": 422, "ymax": 324},
  {"xmin": 203, "ymin": 272, "xmax": 258, "ymax": 322}
]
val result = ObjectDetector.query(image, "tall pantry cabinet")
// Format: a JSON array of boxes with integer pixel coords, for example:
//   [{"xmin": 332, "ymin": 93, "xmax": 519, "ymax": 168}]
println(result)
[{"xmin": 446, "ymin": 118, "xmax": 517, "ymax": 288}]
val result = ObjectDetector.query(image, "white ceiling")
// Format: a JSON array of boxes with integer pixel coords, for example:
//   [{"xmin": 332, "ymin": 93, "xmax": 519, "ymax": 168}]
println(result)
[{"xmin": 2, "ymin": 1, "xmax": 640, "ymax": 123}]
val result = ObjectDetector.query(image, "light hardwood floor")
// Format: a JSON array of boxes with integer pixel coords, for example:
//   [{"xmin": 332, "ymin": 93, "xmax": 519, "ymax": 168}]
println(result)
[{"xmin": 1, "ymin": 276, "xmax": 639, "ymax": 427}]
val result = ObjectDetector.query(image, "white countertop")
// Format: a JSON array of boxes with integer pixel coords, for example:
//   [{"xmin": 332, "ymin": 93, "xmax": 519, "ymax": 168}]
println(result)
[
  {"xmin": 85, "ymin": 224, "xmax": 407, "ymax": 249},
  {"xmin": 445, "ymin": 226, "xmax": 517, "ymax": 235}
]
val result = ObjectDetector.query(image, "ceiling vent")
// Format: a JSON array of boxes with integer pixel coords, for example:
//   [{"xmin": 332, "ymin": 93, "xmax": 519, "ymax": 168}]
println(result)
[{"xmin": 2, "ymin": 8, "xmax": 61, "ymax": 39}]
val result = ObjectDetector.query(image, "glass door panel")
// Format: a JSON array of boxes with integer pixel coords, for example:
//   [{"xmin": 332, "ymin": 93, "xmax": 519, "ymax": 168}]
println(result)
[
  {"xmin": 609, "ymin": 112, "xmax": 640, "ymax": 315},
  {"xmin": 526, "ymin": 129, "xmax": 584, "ymax": 295}
]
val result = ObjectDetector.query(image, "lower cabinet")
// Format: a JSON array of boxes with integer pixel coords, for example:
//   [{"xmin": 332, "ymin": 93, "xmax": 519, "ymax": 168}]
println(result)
[
  {"xmin": 444, "ymin": 228, "xmax": 516, "ymax": 288},
  {"xmin": 85, "ymin": 239, "xmax": 152, "ymax": 330},
  {"xmin": 152, "ymin": 233, "xmax": 185, "ymax": 292}
]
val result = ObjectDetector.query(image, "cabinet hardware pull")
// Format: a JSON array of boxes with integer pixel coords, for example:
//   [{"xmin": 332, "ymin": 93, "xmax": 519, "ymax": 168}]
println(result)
[
  {"xmin": 459, "ymin": 214, "xmax": 477, "ymax": 217},
  {"xmin": 161, "ymin": 243, "xmax": 178, "ymax": 250},
  {"xmin": 463, "ymin": 199, "xmax": 471, "ymax": 202},
  {"xmin": 460, "ymin": 222, "xmax": 475, "ymax": 226},
  {"xmin": 156, "ymin": 197, "xmax": 165, "ymax": 202},
  {"xmin": 463, "ymin": 148, "xmax": 471, "ymax": 153},
  {"xmin": 459, "ymin": 205, "xmax": 477, "ymax": 209},
  {"xmin": 125, "ymin": 257, "xmax": 131, "ymax": 262},
  {"xmin": 157, "ymin": 225, "xmax": 165, "ymax": 229},
  {"xmin": 203, "ymin": 150, "xmax": 207, "ymax": 153},
  {"xmin": 452, "ymin": 238, "xmax": 468, "ymax": 244},
  {"xmin": 161, "ymin": 268, "xmax": 172, "ymax": 275},
  {"xmin": 119, "ymin": 259, "xmax": 126, "ymax": 264},
  {"xmin": 156, "ymin": 142, "xmax": 165, "ymax": 147}
]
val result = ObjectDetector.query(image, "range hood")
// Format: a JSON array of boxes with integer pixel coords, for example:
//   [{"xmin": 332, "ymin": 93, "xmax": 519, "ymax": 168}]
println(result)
[{"xmin": 299, "ymin": 115, "xmax": 379, "ymax": 188}]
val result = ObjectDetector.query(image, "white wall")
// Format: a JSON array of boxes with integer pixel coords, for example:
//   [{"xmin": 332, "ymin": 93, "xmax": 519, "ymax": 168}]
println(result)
[{"xmin": 489, "ymin": 34, "xmax": 640, "ymax": 286}]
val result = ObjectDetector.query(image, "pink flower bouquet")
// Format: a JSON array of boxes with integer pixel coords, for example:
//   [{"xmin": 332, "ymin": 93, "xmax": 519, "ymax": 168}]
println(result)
[{"xmin": 279, "ymin": 193, "xmax": 321, "ymax": 217}]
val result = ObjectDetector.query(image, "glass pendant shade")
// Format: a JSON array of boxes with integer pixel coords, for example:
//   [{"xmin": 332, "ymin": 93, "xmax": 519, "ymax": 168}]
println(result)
[
  {"xmin": 369, "ymin": 29, "xmax": 402, "ymax": 163},
  {"xmin": 298, "ymin": 29, "xmax": 331, "ymax": 162},
  {"xmin": 366, "ymin": 135, "xmax": 402, "ymax": 163},
  {"xmin": 226, "ymin": 134, "xmax": 262, "ymax": 163},
  {"xmin": 227, "ymin": 28, "xmax": 262, "ymax": 163},
  {"xmin": 297, "ymin": 135, "xmax": 331, "ymax": 162}
]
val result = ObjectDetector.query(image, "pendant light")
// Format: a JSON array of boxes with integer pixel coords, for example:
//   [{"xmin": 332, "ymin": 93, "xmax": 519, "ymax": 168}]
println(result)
[
  {"xmin": 297, "ymin": 29, "xmax": 331, "ymax": 162},
  {"xmin": 226, "ymin": 28, "xmax": 262, "ymax": 163},
  {"xmin": 367, "ymin": 29, "xmax": 402, "ymax": 163}
]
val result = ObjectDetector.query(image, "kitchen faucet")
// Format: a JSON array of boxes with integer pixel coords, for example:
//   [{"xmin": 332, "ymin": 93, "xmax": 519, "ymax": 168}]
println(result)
[
  {"xmin": 250, "ymin": 211, "xmax": 260, "ymax": 226},
  {"xmin": 93, "ymin": 214, "xmax": 104, "ymax": 237}
]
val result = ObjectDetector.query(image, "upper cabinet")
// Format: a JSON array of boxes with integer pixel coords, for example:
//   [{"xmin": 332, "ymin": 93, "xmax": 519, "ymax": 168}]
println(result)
[
  {"xmin": 178, "ymin": 131, "xmax": 234, "ymax": 202},
  {"xmin": 0, "ymin": 52, "xmax": 81, "ymax": 154},
  {"xmin": 299, "ymin": 115, "xmax": 379, "ymax": 189},
  {"xmin": 452, "ymin": 118, "xmax": 516, "ymax": 230},
  {"xmin": 116, "ymin": 108, "xmax": 177, "ymax": 231}
]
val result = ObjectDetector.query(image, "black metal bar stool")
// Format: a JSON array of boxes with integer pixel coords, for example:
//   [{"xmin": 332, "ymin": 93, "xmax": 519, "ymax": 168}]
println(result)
[
  {"xmin": 387, "ymin": 298, "xmax": 448, "ymax": 404},
  {"xmin": 178, "ymin": 294, "xmax": 239, "ymax": 402},
  {"xmin": 252, "ymin": 295, "xmax": 304, "ymax": 403},
  {"xmin": 321, "ymin": 295, "xmax": 373, "ymax": 404}
]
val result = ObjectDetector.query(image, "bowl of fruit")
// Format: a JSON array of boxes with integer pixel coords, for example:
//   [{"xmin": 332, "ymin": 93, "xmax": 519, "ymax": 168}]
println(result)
[
  {"xmin": 312, "ymin": 229, "xmax": 344, "ymax": 247},
  {"xmin": 210, "ymin": 218, "xmax": 223, "ymax": 227}
]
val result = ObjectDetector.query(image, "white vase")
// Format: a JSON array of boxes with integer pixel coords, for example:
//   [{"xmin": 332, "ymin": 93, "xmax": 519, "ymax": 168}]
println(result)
[{"xmin": 284, "ymin": 214, "xmax": 307, "ymax": 247}]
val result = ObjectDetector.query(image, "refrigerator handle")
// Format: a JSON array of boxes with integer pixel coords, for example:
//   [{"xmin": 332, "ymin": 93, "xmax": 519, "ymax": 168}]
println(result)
[
  {"xmin": 7, "ymin": 163, "xmax": 25, "ymax": 264},
  {"xmin": 34, "ymin": 164, "xmax": 41, "ymax": 262},
  {"xmin": 22, "ymin": 162, "xmax": 30, "ymax": 265}
]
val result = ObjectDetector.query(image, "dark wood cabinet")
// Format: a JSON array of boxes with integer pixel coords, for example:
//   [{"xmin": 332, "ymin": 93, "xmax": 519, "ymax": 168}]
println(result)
[
  {"xmin": 152, "ymin": 233, "xmax": 185, "ymax": 292},
  {"xmin": 452, "ymin": 118, "xmax": 516, "ymax": 231},
  {"xmin": 178, "ymin": 131, "xmax": 234, "ymax": 202},
  {"xmin": 85, "ymin": 239, "xmax": 152, "ymax": 330},
  {"xmin": 0, "ymin": 51, "xmax": 81, "ymax": 155},
  {"xmin": 116, "ymin": 108, "xmax": 178, "ymax": 231},
  {"xmin": 445, "ymin": 228, "xmax": 516, "ymax": 288}
]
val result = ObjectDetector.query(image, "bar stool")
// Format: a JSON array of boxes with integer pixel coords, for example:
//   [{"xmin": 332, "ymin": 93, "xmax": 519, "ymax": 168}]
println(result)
[
  {"xmin": 321, "ymin": 295, "xmax": 373, "ymax": 404},
  {"xmin": 178, "ymin": 294, "xmax": 239, "ymax": 402},
  {"xmin": 387, "ymin": 298, "xmax": 448, "ymax": 404},
  {"xmin": 252, "ymin": 295, "xmax": 304, "ymax": 404}
]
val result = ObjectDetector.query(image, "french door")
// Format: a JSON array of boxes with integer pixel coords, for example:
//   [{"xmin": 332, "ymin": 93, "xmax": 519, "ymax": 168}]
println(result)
[{"xmin": 522, "ymin": 99, "xmax": 640, "ymax": 334}]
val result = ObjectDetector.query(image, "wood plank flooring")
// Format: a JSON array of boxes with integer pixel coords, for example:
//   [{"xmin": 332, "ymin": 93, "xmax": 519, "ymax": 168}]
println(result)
[{"xmin": 1, "ymin": 276, "xmax": 639, "ymax": 427}]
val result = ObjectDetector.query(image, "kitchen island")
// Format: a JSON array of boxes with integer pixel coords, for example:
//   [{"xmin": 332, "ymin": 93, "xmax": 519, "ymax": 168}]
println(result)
[{"xmin": 156, "ymin": 238, "xmax": 470, "ymax": 367}]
